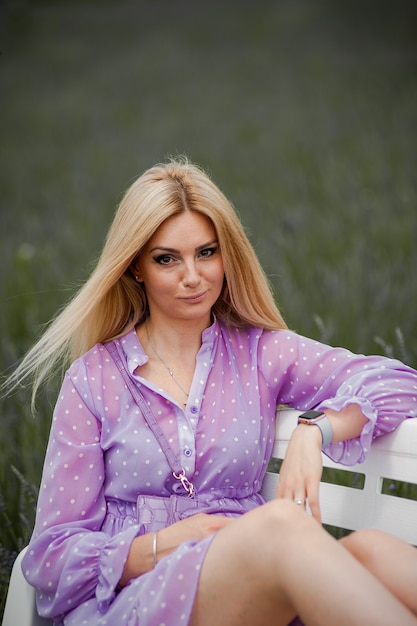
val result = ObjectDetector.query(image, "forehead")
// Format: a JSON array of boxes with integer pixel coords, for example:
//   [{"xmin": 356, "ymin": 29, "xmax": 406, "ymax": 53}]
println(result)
[{"xmin": 148, "ymin": 211, "xmax": 217, "ymax": 247}]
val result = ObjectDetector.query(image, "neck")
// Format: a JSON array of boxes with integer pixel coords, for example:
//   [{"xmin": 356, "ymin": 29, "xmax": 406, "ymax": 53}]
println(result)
[{"xmin": 144, "ymin": 314, "xmax": 211, "ymax": 355}]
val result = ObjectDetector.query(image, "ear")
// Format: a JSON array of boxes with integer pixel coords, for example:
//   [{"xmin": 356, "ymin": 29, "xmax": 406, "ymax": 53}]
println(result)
[{"xmin": 130, "ymin": 258, "xmax": 143, "ymax": 283}]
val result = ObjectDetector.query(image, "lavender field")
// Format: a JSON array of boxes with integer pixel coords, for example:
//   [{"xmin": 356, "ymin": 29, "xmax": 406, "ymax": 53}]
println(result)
[{"xmin": 1, "ymin": 0, "xmax": 416, "ymax": 614}]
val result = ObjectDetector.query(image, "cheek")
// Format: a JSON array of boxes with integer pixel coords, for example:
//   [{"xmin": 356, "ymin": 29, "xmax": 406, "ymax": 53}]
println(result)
[
  {"xmin": 212, "ymin": 259, "xmax": 225, "ymax": 283},
  {"xmin": 147, "ymin": 266, "xmax": 186, "ymax": 299},
  {"xmin": 145, "ymin": 273, "xmax": 173, "ymax": 295}
]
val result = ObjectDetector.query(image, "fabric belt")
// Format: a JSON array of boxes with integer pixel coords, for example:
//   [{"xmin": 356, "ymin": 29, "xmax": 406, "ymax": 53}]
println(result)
[{"xmin": 135, "ymin": 492, "xmax": 264, "ymax": 532}]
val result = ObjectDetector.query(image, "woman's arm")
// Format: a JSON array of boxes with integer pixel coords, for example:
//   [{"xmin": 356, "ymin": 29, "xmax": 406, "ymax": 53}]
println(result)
[
  {"xmin": 260, "ymin": 330, "xmax": 417, "ymax": 465},
  {"xmin": 321, "ymin": 403, "xmax": 369, "ymax": 442},
  {"xmin": 118, "ymin": 513, "xmax": 233, "ymax": 588},
  {"xmin": 277, "ymin": 403, "xmax": 368, "ymax": 523},
  {"xmin": 22, "ymin": 367, "xmax": 141, "ymax": 617}
]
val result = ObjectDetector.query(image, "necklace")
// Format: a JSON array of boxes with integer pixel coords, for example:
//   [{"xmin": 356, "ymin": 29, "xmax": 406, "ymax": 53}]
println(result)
[{"xmin": 145, "ymin": 322, "xmax": 190, "ymax": 401}]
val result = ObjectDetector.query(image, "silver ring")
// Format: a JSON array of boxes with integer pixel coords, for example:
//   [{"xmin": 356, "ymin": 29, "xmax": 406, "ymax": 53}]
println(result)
[{"xmin": 294, "ymin": 498, "xmax": 305, "ymax": 506}]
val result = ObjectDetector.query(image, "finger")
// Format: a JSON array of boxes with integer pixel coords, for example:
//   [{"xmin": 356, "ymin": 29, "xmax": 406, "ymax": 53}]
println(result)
[
  {"xmin": 276, "ymin": 469, "xmax": 299, "ymax": 499},
  {"xmin": 277, "ymin": 484, "xmax": 304, "ymax": 502},
  {"xmin": 276, "ymin": 471, "xmax": 287, "ymax": 498},
  {"xmin": 276, "ymin": 474, "xmax": 306, "ymax": 504},
  {"xmin": 293, "ymin": 496, "xmax": 306, "ymax": 508},
  {"xmin": 277, "ymin": 479, "xmax": 307, "ymax": 507},
  {"xmin": 306, "ymin": 484, "xmax": 321, "ymax": 524},
  {"xmin": 211, "ymin": 517, "xmax": 235, "ymax": 530}
]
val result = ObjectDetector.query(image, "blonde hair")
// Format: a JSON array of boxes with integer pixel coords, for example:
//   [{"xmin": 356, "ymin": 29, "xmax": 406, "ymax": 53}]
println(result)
[{"xmin": 4, "ymin": 157, "xmax": 287, "ymax": 404}]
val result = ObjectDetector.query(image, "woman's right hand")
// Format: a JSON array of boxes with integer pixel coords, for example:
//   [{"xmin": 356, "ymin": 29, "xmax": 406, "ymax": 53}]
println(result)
[
  {"xmin": 157, "ymin": 512, "xmax": 233, "ymax": 559},
  {"xmin": 119, "ymin": 513, "xmax": 233, "ymax": 587}
]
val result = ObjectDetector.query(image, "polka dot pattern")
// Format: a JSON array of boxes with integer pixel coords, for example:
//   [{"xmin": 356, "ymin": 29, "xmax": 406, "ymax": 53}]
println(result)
[{"xmin": 22, "ymin": 321, "xmax": 417, "ymax": 624}]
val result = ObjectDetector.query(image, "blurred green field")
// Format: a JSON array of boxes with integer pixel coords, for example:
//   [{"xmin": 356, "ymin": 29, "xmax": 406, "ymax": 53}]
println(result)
[{"xmin": 1, "ymin": 0, "xmax": 416, "ymax": 614}]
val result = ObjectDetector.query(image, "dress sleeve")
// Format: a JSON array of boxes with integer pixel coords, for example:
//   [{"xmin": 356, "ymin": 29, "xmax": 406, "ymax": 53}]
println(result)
[
  {"xmin": 21, "ymin": 365, "xmax": 143, "ymax": 619},
  {"xmin": 260, "ymin": 331, "xmax": 417, "ymax": 465}
]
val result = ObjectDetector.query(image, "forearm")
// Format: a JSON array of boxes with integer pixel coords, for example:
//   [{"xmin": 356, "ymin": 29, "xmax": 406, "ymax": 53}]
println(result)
[
  {"xmin": 118, "ymin": 513, "xmax": 234, "ymax": 588},
  {"xmin": 118, "ymin": 528, "xmax": 180, "ymax": 587},
  {"xmin": 295, "ymin": 403, "xmax": 368, "ymax": 447},
  {"xmin": 118, "ymin": 533, "xmax": 156, "ymax": 588},
  {"xmin": 324, "ymin": 403, "xmax": 368, "ymax": 443}
]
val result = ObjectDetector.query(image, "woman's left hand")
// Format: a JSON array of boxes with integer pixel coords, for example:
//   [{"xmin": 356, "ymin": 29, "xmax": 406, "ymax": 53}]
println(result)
[{"xmin": 276, "ymin": 424, "xmax": 324, "ymax": 523}]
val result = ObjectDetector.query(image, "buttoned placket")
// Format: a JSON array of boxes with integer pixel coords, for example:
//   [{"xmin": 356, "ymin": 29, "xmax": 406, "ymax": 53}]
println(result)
[
  {"xmin": 122, "ymin": 322, "xmax": 219, "ymax": 487},
  {"xmin": 175, "ymin": 327, "xmax": 218, "ymax": 477}
]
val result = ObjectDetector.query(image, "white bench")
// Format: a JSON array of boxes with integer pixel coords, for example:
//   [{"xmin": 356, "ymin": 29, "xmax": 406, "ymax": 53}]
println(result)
[{"xmin": 3, "ymin": 409, "xmax": 417, "ymax": 626}]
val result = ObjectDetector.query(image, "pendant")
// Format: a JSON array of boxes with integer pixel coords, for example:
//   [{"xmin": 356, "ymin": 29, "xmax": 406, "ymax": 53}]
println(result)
[{"xmin": 173, "ymin": 468, "xmax": 195, "ymax": 497}]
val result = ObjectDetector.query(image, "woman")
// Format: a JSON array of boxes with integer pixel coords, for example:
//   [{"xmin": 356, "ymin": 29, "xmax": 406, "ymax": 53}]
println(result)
[{"xmin": 5, "ymin": 158, "xmax": 417, "ymax": 625}]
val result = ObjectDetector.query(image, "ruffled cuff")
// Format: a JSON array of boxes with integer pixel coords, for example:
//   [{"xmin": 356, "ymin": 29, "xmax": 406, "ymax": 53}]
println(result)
[
  {"xmin": 96, "ymin": 523, "xmax": 145, "ymax": 613},
  {"xmin": 316, "ymin": 395, "xmax": 378, "ymax": 465}
]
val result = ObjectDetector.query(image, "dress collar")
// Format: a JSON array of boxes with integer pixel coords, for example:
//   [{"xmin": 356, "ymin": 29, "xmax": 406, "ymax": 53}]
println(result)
[{"xmin": 119, "ymin": 317, "xmax": 220, "ymax": 375}]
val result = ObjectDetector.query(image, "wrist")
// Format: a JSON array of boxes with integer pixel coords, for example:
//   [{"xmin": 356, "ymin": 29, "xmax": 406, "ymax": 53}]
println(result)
[
  {"xmin": 297, "ymin": 410, "xmax": 333, "ymax": 449},
  {"xmin": 119, "ymin": 533, "xmax": 156, "ymax": 588},
  {"xmin": 296, "ymin": 422, "xmax": 323, "ymax": 446}
]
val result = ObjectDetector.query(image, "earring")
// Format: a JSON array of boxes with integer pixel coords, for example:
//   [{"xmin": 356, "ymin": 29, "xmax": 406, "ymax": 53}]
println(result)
[{"xmin": 135, "ymin": 275, "xmax": 140, "ymax": 282}]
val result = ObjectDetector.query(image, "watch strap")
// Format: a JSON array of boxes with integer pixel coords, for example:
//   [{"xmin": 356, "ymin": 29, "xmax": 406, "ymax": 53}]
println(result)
[
  {"xmin": 298, "ymin": 411, "xmax": 333, "ymax": 449},
  {"xmin": 313, "ymin": 415, "xmax": 333, "ymax": 449}
]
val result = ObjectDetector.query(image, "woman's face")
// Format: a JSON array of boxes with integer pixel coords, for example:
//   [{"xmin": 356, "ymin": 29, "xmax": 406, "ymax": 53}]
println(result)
[{"xmin": 135, "ymin": 211, "xmax": 224, "ymax": 325}]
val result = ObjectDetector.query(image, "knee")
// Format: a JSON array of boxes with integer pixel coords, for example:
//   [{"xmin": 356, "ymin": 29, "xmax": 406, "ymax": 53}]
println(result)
[
  {"xmin": 234, "ymin": 499, "xmax": 325, "ymax": 579},
  {"xmin": 250, "ymin": 498, "xmax": 319, "ymax": 543},
  {"xmin": 222, "ymin": 499, "xmax": 325, "ymax": 570},
  {"xmin": 340, "ymin": 528, "xmax": 386, "ymax": 565}
]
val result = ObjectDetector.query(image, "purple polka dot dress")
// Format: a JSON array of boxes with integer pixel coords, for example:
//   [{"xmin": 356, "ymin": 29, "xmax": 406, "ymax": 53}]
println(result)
[{"xmin": 22, "ymin": 320, "xmax": 417, "ymax": 624}]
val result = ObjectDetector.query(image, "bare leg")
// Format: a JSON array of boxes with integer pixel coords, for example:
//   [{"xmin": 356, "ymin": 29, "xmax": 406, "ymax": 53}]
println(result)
[
  {"xmin": 341, "ymin": 528, "xmax": 417, "ymax": 616},
  {"xmin": 190, "ymin": 500, "xmax": 417, "ymax": 626}
]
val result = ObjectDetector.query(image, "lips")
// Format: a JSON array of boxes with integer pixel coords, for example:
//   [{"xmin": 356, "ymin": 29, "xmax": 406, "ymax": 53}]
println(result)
[{"xmin": 181, "ymin": 291, "xmax": 207, "ymax": 303}]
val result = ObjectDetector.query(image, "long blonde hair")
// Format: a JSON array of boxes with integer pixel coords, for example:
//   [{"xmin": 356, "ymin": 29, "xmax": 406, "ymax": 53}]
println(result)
[{"xmin": 4, "ymin": 158, "xmax": 287, "ymax": 403}]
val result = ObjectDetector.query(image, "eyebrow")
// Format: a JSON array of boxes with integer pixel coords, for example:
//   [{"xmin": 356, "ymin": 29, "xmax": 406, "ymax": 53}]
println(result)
[{"xmin": 149, "ymin": 239, "xmax": 219, "ymax": 254}]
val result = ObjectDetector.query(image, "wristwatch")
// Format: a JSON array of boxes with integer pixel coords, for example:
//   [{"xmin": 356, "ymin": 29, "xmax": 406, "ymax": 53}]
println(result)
[{"xmin": 297, "ymin": 410, "xmax": 333, "ymax": 449}]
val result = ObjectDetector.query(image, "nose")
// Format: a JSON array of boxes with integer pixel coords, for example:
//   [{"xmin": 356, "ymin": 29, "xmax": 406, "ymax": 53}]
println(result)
[{"xmin": 182, "ymin": 259, "xmax": 201, "ymax": 288}]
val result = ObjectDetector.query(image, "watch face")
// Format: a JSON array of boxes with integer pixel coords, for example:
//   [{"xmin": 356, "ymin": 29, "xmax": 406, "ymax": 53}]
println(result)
[{"xmin": 299, "ymin": 410, "xmax": 324, "ymax": 421}]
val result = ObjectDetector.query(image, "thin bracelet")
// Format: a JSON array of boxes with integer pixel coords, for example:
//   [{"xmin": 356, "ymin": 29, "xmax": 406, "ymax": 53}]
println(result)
[{"xmin": 152, "ymin": 532, "xmax": 158, "ymax": 568}]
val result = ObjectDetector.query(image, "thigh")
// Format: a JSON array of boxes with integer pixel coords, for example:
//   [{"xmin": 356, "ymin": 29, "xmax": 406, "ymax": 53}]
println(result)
[
  {"xmin": 190, "ymin": 501, "xmax": 417, "ymax": 626},
  {"xmin": 341, "ymin": 529, "xmax": 417, "ymax": 615},
  {"xmin": 189, "ymin": 502, "xmax": 299, "ymax": 626}
]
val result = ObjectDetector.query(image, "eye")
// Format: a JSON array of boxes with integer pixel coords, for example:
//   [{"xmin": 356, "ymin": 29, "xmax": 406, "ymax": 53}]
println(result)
[
  {"xmin": 154, "ymin": 254, "xmax": 175, "ymax": 265},
  {"xmin": 199, "ymin": 246, "xmax": 218, "ymax": 259}
]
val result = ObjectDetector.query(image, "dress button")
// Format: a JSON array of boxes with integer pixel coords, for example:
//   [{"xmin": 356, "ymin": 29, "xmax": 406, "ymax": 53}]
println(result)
[
  {"xmin": 190, "ymin": 406, "xmax": 198, "ymax": 414},
  {"xmin": 184, "ymin": 448, "xmax": 192, "ymax": 457}
]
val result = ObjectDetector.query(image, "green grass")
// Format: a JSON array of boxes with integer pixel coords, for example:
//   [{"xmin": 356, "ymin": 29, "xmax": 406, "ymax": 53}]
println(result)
[{"xmin": 1, "ymin": 0, "xmax": 416, "ymax": 615}]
